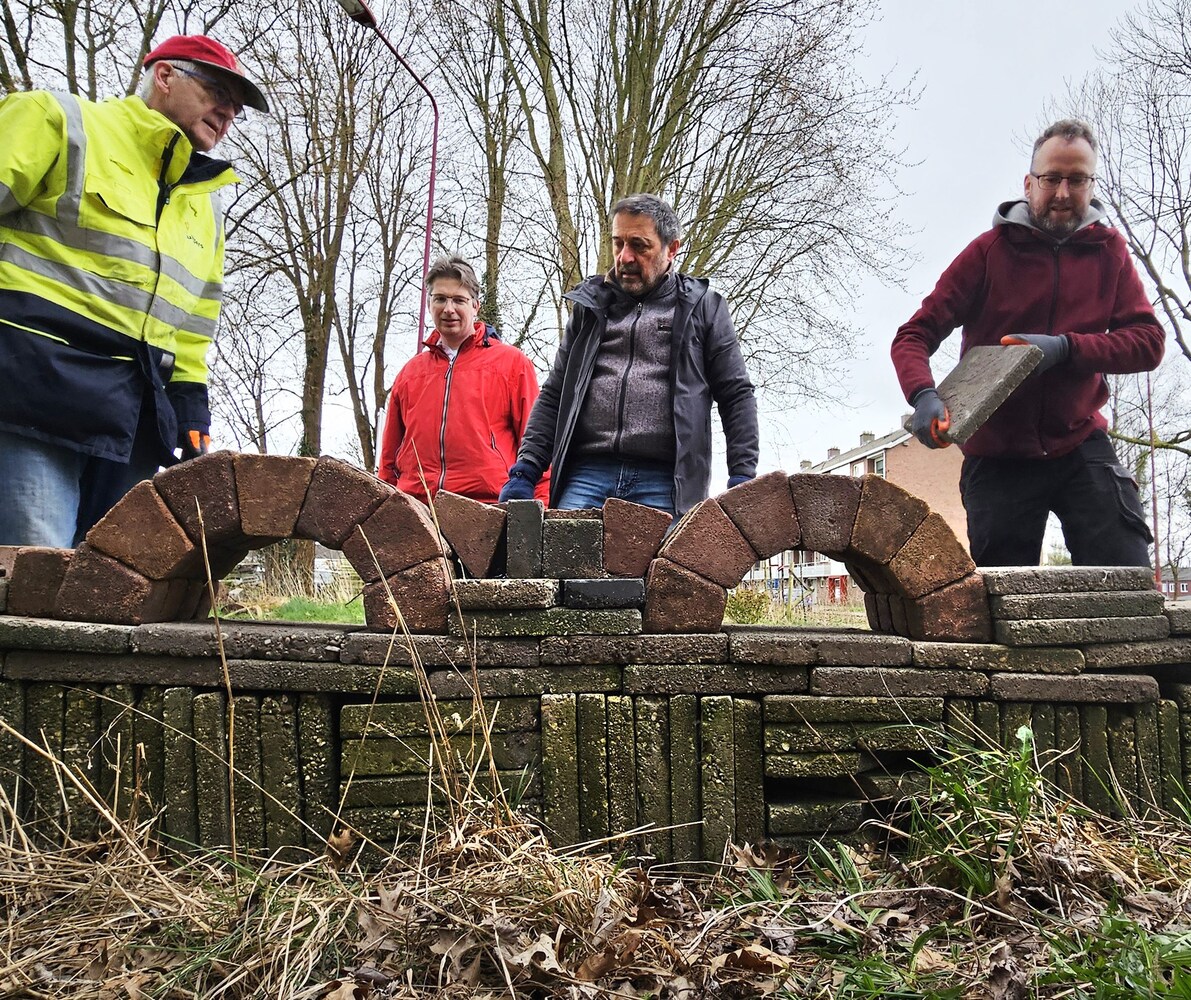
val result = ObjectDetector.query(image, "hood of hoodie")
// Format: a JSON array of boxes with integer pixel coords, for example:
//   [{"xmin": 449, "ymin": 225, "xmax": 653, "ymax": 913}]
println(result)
[{"xmin": 993, "ymin": 196, "xmax": 1109, "ymax": 243}]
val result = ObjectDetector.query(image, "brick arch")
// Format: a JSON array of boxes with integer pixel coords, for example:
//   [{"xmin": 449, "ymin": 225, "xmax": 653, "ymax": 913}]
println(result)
[
  {"xmin": 643, "ymin": 470, "xmax": 991, "ymax": 641},
  {"xmin": 54, "ymin": 453, "xmax": 453, "ymax": 631}
]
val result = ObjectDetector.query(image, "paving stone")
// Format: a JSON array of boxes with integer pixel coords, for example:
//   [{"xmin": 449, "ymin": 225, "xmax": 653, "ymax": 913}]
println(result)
[
  {"xmin": 55, "ymin": 545, "xmax": 174, "ymax": 625},
  {"xmin": 295, "ymin": 456, "xmax": 392, "ymax": 548},
  {"xmin": 716, "ymin": 471, "xmax": 800, "ymax": 559},
  {"xmin": 1032, "ymin": 701, "xmax": 1057, "ymax": 784},
  {"xmin": 606, "ymin": 695, "xmax": 637, "ymax": 841},
  {"xmin": 539, "ymin": 633, "xmax": 727, "ymax": 665},
  {"xmin": 192, "ymin": 691, "xmax": 231, "ymax": 847},
  {"xmin": 810, "ymin": 667, "xmax": 989, "ymax": 698},
  {"xmin": 855, "ymin": 771, "xmax": 931, "ymax": 802},
  {"xmin": 1107, "ymin": 706, "xmax": 1140, "ymax": 813},
  {"xmin": 659, "ymin": 499, "xmax": 757, "ymax": 589},
  {"xmin": 339, "ymin": 771, "xmax": 539, "ymax": 808},
  {"xmin": 258, "ymin": 694, "xmax": 303, "ymax": 852},
  {"xmin": 812, "ymin": 631, "xmax": 914, "ymax": 666},
  {"xmin": 561, "ymin": 579, "xmax": 645, "ymax": 610},
  {"xmin": 297, "ymin": 694, "xmax": 337, "ymax": 845},
  {"xmin": 449, "ymin": 607, "xmax": 641, "ymax": 637},
  {"xmin": 1081, "ymin": 638, "xmax": 1191, "ymax": 670},
  {"xmin": 427, "ymin": 666, "xmax": 622, "ymax": 698},
  {"xmin": 767, "ymin": 800, "xmax": 866, "ymax": 836},
  {"xmin": 454, "ymin": 579, "xmax": 558, "ymax": 610},
  {"xmin": 643, "ymin": 558, "xmax": 727, "ymax": 633},
  {"xmin": 763, "ymin": 695, "xmax": 944, "ymax": 724},
  {"xmin": 981, "ymin": 566, "xmax": 1156, "ymax": 595},
  {"xmin": 764, "ymin": 752, "xmax": 863, "ymax": 778},
  {"xmin": 0, "ymin": 617, "xmax": 132, "ymax": 654},
  {"xmin": 849, "ymin": 475, "xmax": 930, "ymax": 566},
  {"xmin": 61, "ymin": 686, "xmax": 101, "ymax": 836},
  {"xmin": 432, "ymin": 490, "xmax": 506, "ymax": 578},
  {"xmin": 603, "ymin": 498, "xmax": 672, "ymax": 578},
  {"xmin": 576, "ymin": 694, "xmax": 609, "ymax": 841},
  {"xmin": 669, "ymin": 694, "xmax": 700, "ymax": 862},
  {"xmin": 1158, "ymin": 700, "xmax": 1183, "ymax": 811},
  {"xmin": 995, "ymin": 616, "xmax": 1170, "ymax": 647},
  {"xmin": 363, "ymin": 557, "xmax": 452, "ymax": 633},
  {"xmin": 787, "ymin": 473, "xmax": 862, "ymax": 557},
  {"xmin": 700, "ymin": 696, "xmax": 736, "ymax": 855},
  {"xmin": 970, "ymin": 700, "xmax": 1000, "ymax": 745},
  {"xmin": 23, "ymin": 684, "xmax": 64, "ymax": 825},
  {"xmin": 1078, "ymin": 704, "xmax": 1113, "ymax": 815},
  {"xmin": 1164, "ymin": 683, "xmax": 1191, "ymax": 712},
  {"xmin": 911, "ymin": 641, "xmax": 1083, "ymax": 674},
  {"xmin": 904, "ymin": 573, "xmax": 993, "ymax": 643},
  {"xmin": 989, "ymin": 672, "xmax": 1158, "ymax": 704},
  {"xmin": 159, "ymin": 687, "xmax": 199, "ymax": 846},
  {"xmin": 542, "ymin": 519, "xmax": 606, "ymax": 579},
  {"xmin": 230, "ymin": 694, "xmax": 265, "ymax": 852},
  {"xmin": 623, "ymin": 663, "xmax": 809, "ymax": 695},
  {"xmin": 636, "ymin": 696, "xmax": 673, "ymax": 862},
  {"xmin": 131, "ymin": 620, "xmax": 355, "ymax": 661},
  {"xmin": 888, "ymin": 513, "xmax": 975, "ymax": 600},
  {"xmin": 343, "ymin": 729, "xmax": 540, "ymax": 775},
  {"xmin": 1134, "ymin": 701, "xmax": 1162, "ymax": 811},
  {"xmin": 342, "ymin": 492, "xmax": 448, "ymax": 583},
  {"xmin": 0, "ymin": 546, "xmax": 17, "ymax": 579},
  {"xmin": 340, "ymin": 697, "xmax": 539, "ymax": 738},
  {"xmin": 1054, "ymin": 705, "xmax": 1083, "ymax": 799},
  {"xmin": 931, "ymin": 343, "xmax": 1043, "ymax": 443},
  {"xmin": 1167, "ymin": 604, "xmax": 1191, "ymax": 635},
  {"xmin": 340, "ymin": 633, "xmax": 540, "ymax": 667},
  {"xmin": 7, "ymin": 547, "xmax": 73, "ymax": 618},
  {"xmin": 84, "ymin": 480, "xmax": 199, "ymax": 580},
  {"xmin": 765, "ymin": 722, "xmax": 931, "ymax": 754},
  {"xmin": 154, "ymin": 451, "xmax": 243, "ymax": 547},
  {"xmin": 132, "ymin": 685, "xmax": 166, "ymax": 818},
  {"xmin": 734, "ymin": 698, "xmax": 765, "ymax": 845},
  {"xmin": 233, "ymin": 454, "xmax": 317, "ymax": 538},
  {"xmin": 504, "ymin": 500, "xmax": 544, "ymax": 578},
  {"xmin": 727, "ymin": 631, "xmax": 815, "ymax": 665},
  {"xmin": 544, "ymin": 508, "xmax": 602, "ymax": 520},
  {"xmin": 943, "ymin": 699, "xmax": 976, "ymax": 745},
  {"xmin": 991, "ymin": 590, "xmax": 1165, "ymax": 620}
]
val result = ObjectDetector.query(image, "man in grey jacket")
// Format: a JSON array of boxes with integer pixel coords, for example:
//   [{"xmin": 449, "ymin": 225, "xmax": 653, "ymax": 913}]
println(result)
[{"xmin": 498, "ymin": 194, "xmax": 758, "ymax": 517}]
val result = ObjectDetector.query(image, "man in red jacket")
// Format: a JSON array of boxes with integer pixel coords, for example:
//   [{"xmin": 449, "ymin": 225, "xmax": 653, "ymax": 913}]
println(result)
[
  {"xmin": 377, "ymin": 255, "xmax": 547, "ymax": 505},
  {"xmin": 891, "ymin": 119, "xmax": 1164, "ymax": 567}
]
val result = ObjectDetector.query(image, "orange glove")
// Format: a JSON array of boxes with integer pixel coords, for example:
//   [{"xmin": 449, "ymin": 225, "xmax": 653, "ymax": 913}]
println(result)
[{"xmin": 179, "ymin": 428, "xmax": 212, "ymax": 460}]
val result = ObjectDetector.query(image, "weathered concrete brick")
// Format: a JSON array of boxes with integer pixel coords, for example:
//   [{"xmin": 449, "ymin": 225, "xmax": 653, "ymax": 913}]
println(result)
[
  {"xmin": 55, "ymin": 545, "xmax": 173, "ymax": 625},
  {"xmin": 433, "ymin": 490, "xmax": 506, "ymax": 578},
  {"xmin": 989, "ymin": 672, "xmax": 1158, "ymax": 704},
  {"xmin": 427, "ymin": 666, "xmax": 621, "ymax": 698},
  {"xmin": 540, "ymin": 633, "xmax": 726, "ymax": 665},
  {"xmin": 1133, "ymin": 701, "xmax": 1161, "ymax": 810},
  {"xmin": 0, "ymin": 546, "xmax": 17, "ymax": 579},
  {"xmin": 912, "ymin": 641, "xmax": 1083, "ymax": 674},
  {"xmin": 788, "ymin": 473, "xmax": 862, "ymax": 556},
  {"xmin": 904, "ymin": 573, "xmax": 992, "ymax": 643},
  {"xmin": 344, "ymin": 729, "xmax": 540, "ymax": 775},
  {"xmin": 888, "ymin": 513, "xmax": 975, "ymax": 600},
  {"xmin": 1107, "ymin": 706, "xmax": 1140, "ymax": 813},
  {"xmin": 810, "ymin": 666, "xmax": 989, "ymax": 698},
  {"xmin": 765, "ymin": 752, "xmax": 863, "ymax": 778},
  {"xmin": 504, "ymin": 500, "xmax": 544, "ymax": 578},
  {"xmin": 982, "ymin": 566, "xmax": 1156, "ymax": 595},
  {"xmin": 765, "ymin": 722, "xmax": 933, "ymax": 754},
  {"xmin": 296, "ymin": 696, "xmax": 336, "ymax": 846},
  {"xmin": 340, "ymin": 632, "xmax": 539, "ymax": 668},
  {"xmin": 132, "ymin": 685, "xmax": 166, "ymax": 817},
  {"xmin": 768, "ymin": 800, "xmax": 865, "ymax": 836},
  {"xmin": 995, "ymin": 616, "xmax": 1169, "ymax": 647},
  {"xmin": 636, "ymin": 697, "xmax": 672, "ymax": 862},
  {"xmin": 339, "ymin": 771, "xmax": 539, "ymax": 809},
  {"xmin": 603, "ymin": 498, "xmax": 672, "ymax": 578},
  {"xmin": 454, "ymin": 579, "xmax": 558, "ymax": 610},
  {"xmin": 161, "ymin": 687, "xmax": 198, "ymax": 845},
  {"xmin": 192, "ymin": 691, "xmax": 231, "ymax": 847},
  {"xmin": 864, "ymin": 592, "xmax": 886, "ymax": 631},
  {"xmin": 0, "ymin": 616, "xmax": 132, "ymax": 653},
  {"xmin": 342, "ymin": 492, "xmax": 447, "ymax": 584},
  {"xmin": 449, "ymin": 607, "xmax": 640, "ymax": 638},
  {"xmin": 849, "ymin": 475, "xmax": 930, "ymax": 566},
  {"xmin": 660, "ymin": 499, "xmax": 758, "ymax": 589},
  {"xmin": 669, "ymin": 694, "xmax": 700, "ymax": 862},
  {"xmin": 813, "ymin": 632, "xmax": 914, "ymax": 666},
  {"xmin": 1079, "ymin": 704, "xmax": 1112, "ymax": 815},
  {"xmin": 295, "ymin": 456, "xmax": 392, "ymax": 548},
  {"xmin": 1158, "ymin": 700, "xmax": 1182, "ymax": 811},
  {"xmin": 340, "ymin": 697, "xmax": 539, "ymax": 738},
  {"xmin": 728, "ymin": 632, "xmax": 815, "ymax": 665},
  {"xmin": 363, "ymin": 557, "xmax": 452, "ymax": 634},
  {"xmin": 155, "ymin": 451, "xmax": 242, "ymax": 546},
  {"xmin": 231, "ymin": 694, "xmax": 265, "ymax": 852},
  {"xmin": 764, "ymin": 695, "xmax": 944, "ymax": 724},
  {"xmin": 624, "ymin": 663, "xmax": 809, "ymax": 695},
  {"xmin": 131, "ymin": 620, "xmax": 354, "ymax": 661},
  {"xmin": 606, "ymin": 696, "xmax": 637, "ymax": 841},
  {"xmin": 1031, "ymin": 701, "xmax": 1057, "ymax": 784},
  {"xmin": 734, "ymin": 698, "xmax": 765, "ymax": 845},
  {"xmin": 84, "ymin": 481, "xmax": 198, "ymax": 580},
  {"xmin": 233, "ymin": 454, "xmax": 316, "ymax": 539},
  {"xmin": 700, "ymin": 696, "xmax": 735, "ymax": 854},
  {"xmin": 562, "ymin": 579, "xmax": 645, "ymax": 609},
  {"xmin": 991, "ymin": 590, "xmax": 1165, "ymax": 621},
  {"xmin": 1082, "ymin": 638, "xmax": 1191, "ymax": 670},
  {"xmin": 643, "ymin": 558, "xmax": 727, "ymax": 634},
  {"xmin": 260, "ymin": 694, "xmax": 303, "ymax": 851},
  {"xmin": 576, "ymin": 694, "xmax": 609, "ymax": 841},
  {"xmin": 61, "ymin": 686, "xmax": 101, "ymax": 836},
  {"xmin": 542, "ymin": 519, "xmax": 606, "ymax": 579},
  {"xmin": 1054, "ymin": 705, "xmax": 1082, "ymax": 799},
  {"xmin": 716, "ymin": 471, "xmax": 800, "ymax": 559},
  {"xmin": 1167, "ymin": 605, "xmax": 1191, "ymax": 636},
  {"xmin": 8, "ymin": 547, "xmax": 73, "ymax": 618}
]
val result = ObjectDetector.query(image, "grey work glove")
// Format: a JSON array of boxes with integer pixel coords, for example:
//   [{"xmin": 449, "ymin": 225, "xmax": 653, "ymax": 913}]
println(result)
[
  {"xmin": 910, "ymin": 387, "xmax": 950, "ymax": 449},
  {"xmin": 1001, "ymin": 333, "xmax": 1070, "ymax": 374}
]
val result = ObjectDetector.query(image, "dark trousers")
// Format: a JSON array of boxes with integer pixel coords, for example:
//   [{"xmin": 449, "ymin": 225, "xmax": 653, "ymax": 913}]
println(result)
[{"xmin": 959, "ymin": 430, "xmax": 1152, "ymax": 567}]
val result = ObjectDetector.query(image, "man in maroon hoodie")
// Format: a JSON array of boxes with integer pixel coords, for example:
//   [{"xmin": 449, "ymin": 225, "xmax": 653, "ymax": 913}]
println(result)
[{"xmin": 891, "ymin": 119, "xmax": 1164, "ymax": 567}]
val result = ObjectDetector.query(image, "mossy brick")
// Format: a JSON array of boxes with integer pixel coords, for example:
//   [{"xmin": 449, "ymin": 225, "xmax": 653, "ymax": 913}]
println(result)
[
  {"xmin": 341, "ymin": 697, "xmax": 539, "ymax": 739},
  {"xmin": 342, "ymin": 492, "xmax": 447, "ymax": 584},
  {"xmin": 131, "ymin": 621, "xmax": 356, "ymax": 662},
  {"xmin": 660, "ymin": 499, "xmax": 758, "ymax": 589},
  {"xmin": 343, "ymin": 730, "xmax": 540, "ymax": 776},
  {"xmin": 990, "ymin": 673, "xmax": 1158, "ymax": 704},
  {"xmin": 133, "ymin": 686, "xmax": 166, "ymax": 816},
  {"xmin": 24, "ymin": 684, "xmax": 64, "ymax": 828},
  {"xmin": 230, "ymin": 695, "xmax": 265, "ymax": 853},
  {"xmin": 733, "ymin": 698, "xmax": 764, "ymax": 846},
  {"xmin": 562, "ymin": 579, "xmax": 645, "ymax": 610},
  {"xmin": 991, "ymin": 590, "xmax": 1164, "ymax": 621},
  {"xmin": 624, "ymin": 663, "xmax": 808, "ymax": 696},
  {"xmin": 1181, "ymin": 711, "xmax": 1191, "ymax": 801},
  {"xmin": 904, "ymin": 573, "xmax": 993, "ymax": 643},
  {"xmin": 1172, "ymin": 683, "xmax": 1191, "ymax": 712},
  {"xmin": 700, "ymin": 696, "xmax": 736, "ymax": 857},
  {"xmin": 1055, "ymin": 705, "xmax": 1082, "ymax": 799},
  {"xmin": 669, "ymin": 694, "xmax": 700, "ymax": 862},
  {"xmin": 298, "ymin": 695, "xmax": 337, "ymax": 847},
  {"xmin": 944, "ymin": 699, "xmax": 976, "ymax": 742},
  {"xmin": 428, "ymin": 666, "xmax": 621, "ymax": 698},
  {"xmin": 433, "ymin": 490, "xmax": 506, "ymax": 579},
  {"xmin": 849, "ymin": 475, "xmax": 930, "ymax": 565},
  {"xmin": 999, "ymin": 702, "xmax": 1033, "ymax": 749},
  {"xmin": 542, "ymin": 518, "xmax": 606, "ymax": 579},
  {"xmin": 449, "ymin": 607, "xmax": 641, "ymax": 637},
  {"xmin": 340, "ymin": 633, "xmax": 539, "ymax": 668},
  {"xmin": 787, "ymin": 473, "xmax": 862, "ymax": 556},
  {"xmin": 61, "ymin": 686, "xmax": 101, "ymax": 839},
  {"xmin": 85, "ymin": 480, "xmax": 198, "ymax": 580},
  {"xmin": 1135, "ymin": 701, "xmax": 1161, "ymax": 812},
  {"xmin": 855, "ymin": 770, "xmax": 931, "ymax": 802},
  {"xmin": 767, "ymin": 800, "xmax": 865, "ymax": 837},
  {"xmin": 728, "ymin": 633, "xmax": 816, "ymax": 666},
  {"xmin": 810, "ymin": 667, "xmax": 988, "ymax": 698},
  {"xmin": 5, "ymin": 650, "xmax": 215, "ymax": 687},
  {"xmin": 540, "ymin": 633, "xmax": 726, "ymax": 665},
  {"xmin": 340, "ymin": 770, "xmax": 539, "ymax": 808},
  {"xmin": 887, "ymin": 513, "xmax": 975, "ymax": 600},
  {"xmin": 454, "ymin": 579, "xmax": 558, "ymax": 611},
  {"xmin": 635, "ymin": 697, "xmax": 672, "ymax": 862},
  {"xmin": 153, "ymin": 451, "xmax": 242, "ymax": 546},
  {"xmin": 982, "ymin": 566, "xmax": 1156, "ymax": 595},
  {"xmin": 995, "ymin": 616, "xmax": 1169, "ymax": 647},
  {"xmin": 577, "ymin": 694, "xmax": 609, "ymax": 841},
  {"xmin": 973, "ymin": 700, "xmax": 1001, "ymax": 746},
  {"xmin": 98, "ymin": 683, "xmax": 137, "ymax": 820},
  {"xmin": 716, "ymin": 471, "xmax": 800, "ymax": 559},
  {"xmin": 812, "ymin": 632, "xmax": 914, "ymax": 666},
  {"xmin": 504, "ymin": 499, "xmax": 544, "ymax": 578},
  {"xmin": 1080, "ymin": 704, "xmax": 1113, "ymax": 816},
  {"xmin": 8, "ymin": 547, "xmax": 72, "ymax": 618},
  {"xmin": 233, "ymin": 454, "xmax": 317, "ymax": 538},
  {"xmin": 1157, "ymin": 701, "xmax": 1182, "ymax": 811},
  {"xmin": 295, "ymin": 457, "xmax": 392, "ymax": 548},
  {"xmin": 193, "ymin": 691, "xmax": 231, "ymax": 847},
  {"xmin": 912, "ymin": 642, "xmax": 1083, "ymax": 674},
  {"xmin": 1082, "ymin": 638, "xmax": 1191, "ymax": 670},
  {"xmin": 765, "ymin": 752, "xmax": 863, "ymax": 778},
  {"xmin": 763, "ymin": 695, "xmax": 944, "ymax": 725},
  {"xmin": 765, "ymin": 722, "xmax": 931, "ymax": 755},
  {"xmin": 55, "ymin": 545, "xmax": 173, "ymax": 625},
  {"xmin": 0, "ymin": 617, "xmax": 132, "ymax": 654},
  {"xmin": 1107, "ymin": 707, "xmax": 1140, "ymax": 814},
  {"xmin": 1166, "ymin": 604, "xmax": 1191, "ymax": 636},
  {"xmin": 162, "ymin": 687, "xmax": 198, "ymax": 845},
  {"xmin": 0, "ymin": 681, "xmax": 24, "ymax": 798},
  {"xmin": 606, "ymin": 696, "xmax": 638, "ymax": 840},
  {"xmin": 603, "ymin": 497, "xmax": 672, "ymax": 578},
  {"xmin": 261, "ymin": 694, "xmax": 303, "ymax": 852},
  {"xmin": 643, "ymin": 558, "xmax": 727, "ymax": 634},
  {"xmin": 1031, "ymin": 702, "xmax": 1057, "ymax": 785},
  {"xmin": 363, "ymin": 557, "xmax": 452, "ymax": 634}
]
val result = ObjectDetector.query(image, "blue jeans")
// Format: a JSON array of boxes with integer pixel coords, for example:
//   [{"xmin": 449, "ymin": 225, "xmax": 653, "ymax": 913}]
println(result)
[
  {"xmin": 555, "ymin": 456, "xmax": 676, "ymax": 516},
  {"xmin": 0, "ymin": 428, "xmax": 160, "ymax": 548}
]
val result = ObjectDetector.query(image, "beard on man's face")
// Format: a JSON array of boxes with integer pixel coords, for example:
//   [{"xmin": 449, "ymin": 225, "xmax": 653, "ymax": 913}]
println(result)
[{"xmin": 1029, "ymin": 202, "xmax": 1082, "ymax": 239}]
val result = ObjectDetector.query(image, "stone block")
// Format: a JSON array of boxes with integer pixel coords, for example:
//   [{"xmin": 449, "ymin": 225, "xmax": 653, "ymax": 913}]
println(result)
[
  {"xmin": 812, "ymin": 631, "xmax": 914, "ymax": 666},
  {"xmin": 889, "ymin": 595, "xmax": 910, "ymax": 637},
  {"xmin": 603, "ymin": 497, "xmax": 672, "ymax": 578},
  {"xmin": 342, "ymin": 492, "xmax": 447, "ymax": 583},
  {"xmin": 734, "ymin": 698, "xmax": 765, "ymax": 845},
  {"xmin": 764, "ymin": 695, "xmax": 944, "ymax": 724},
  {"xmin": 454, "ymin": 578, "xmax": 558, "ymax": 610},
  {"xmin": 911, "ymin": 641, "xmax": 1083, "ymax": 674},
  {"xmin": 764, "ymin": 752, "xmax": 864, "ymax": 778},
  {"xmin": 449, "ymin": 607, "xmax": 641, "ymax": 637},
  {"xmin": 295, "ymin": 456, "xmax": 392, "ymax": 547},
  {"xmin": 542, "ymin": 518, "xmax": 606, "ymax": 579},
  {"xmin": 576, "ymin": 694, "xmax": 610, "ymax": 842},
  {"xmin": 989, "ymin": 672, "xmax": 1158, "ymax": 704},
  {"xmin": 340, "ymin": 697, "xmax": 539, "ymax": 738},
  {"xmin": 669, "ymin": 694, "xmax": 700, "ymax": 862},
  {"xmin": 888, "ymin": 513, "xmax": 975, "ymax": 599},
  {"xmin": 504, "ymin": 500, "xmax": 544, "ymax": 578},
  {"xmin": 154, "ymin": 451, "xmax": 242, "ymax": 546},
  {"xmin": 1107, "ymin": 706, "xmax": 1140, "ymax": 812},
  {"xmin": 0, "ymin": 616, "xmax": 132, "ymax": 654},
  {"xmin": 230, "ymin": 695, "xmax": 265, "ymax": 852},
  {"xmin": 130, "ymin": 620, "xmax": 355, "ymax": 661},
  {"xmin": 562, "ymin": 579, "xmax": 645, "ymax": 609},
  {"xmin": 192, "ymin": 691, "xmax": 231, "ymax": 847},
  {"xmin": 991, "ymin": 590, "xmax": 1165, "ymax": 621},
  {"xmin": 0, "ymin": 545, "xmax": 17, "ymax": 578},
  {"xmin": 84, "ymin": 480, "xmax": 198, "ymax": 580},
  {"xmin": 7, "ymin": 547, "xmax": 73, "ymax": 618},
  {"xmin": 427, "ymin": 666, "xmax": 622, "ymax": 698},
  {"xmin": 0, "ymin": 577, "xmax": 6, "ymax": 613},
  {"xmin": 659, "ymin": 499, "xmax": 757, "ymax": 588},
  {"xmin": 1055, "ymin": 705, "xmax": 1082, "ymax": 799},
  {"xmin": 849, "ymin": 475, "xmax": 930, "ymax": 566},
  {"xmin": 344, "ymin": 729, "xmax": 540, "ymax": 775},
  {"xmin": 1167, "ymin": 605, "xmax": 1191, "ymax": 636},
  {"xmin": 767, "ymin": 800, "xmax": 866, "ymax": 836},
  {"xmin": 765, "ymin": 722, "xmax": 931, "ymax": 755},
  {"xmin": 716, "ymin": 471, "xmax": 800, "ymax": 559},
  {"xmin": 362, "ymin": 557, "xmax": 452, "ymax": 633},
  {"xmin": 700, "ymin": 696, "xmax": 736, "ymax": 854},
  {"xmin": 539, "ymin": 633, "xmax": 727, "ymax": 665},
  {"xmin": 433, "ymin": 490, "xmax": 506, "ymax": 578},
  {"xmin": 811, "ymin": 666, "xmax": 989, "ymax": 698},
  {"xmin": 931, "ymin": 343, "xmax": 1043, "ymax": 443},
  {"xmin": 843, "ymin": 554, "xmax": 901, "ymax": 595},
  {"xmin": 339, "ymin": 633, "xmax": 539, "ymax": 667},
  {"xmin": 904, "ymin": 573, "xmax": 992, "ymax": 642},
  {"xmin": 55, "ymin": 545, "xmax": 174, "ymax": 625},
  {"xmin": 606, "ymin": 696, "xmax": 637, "ymax": 840},
  {"xmin": 994, "ymin": 616, "xmax": 1169, "ymax": 647},
  {"xmin": 1079, "ymin": 704, "xmax": 1112, "ymax": 815},
  {"xmin": 623, "ymin": 663, "xmax": 809, "ymax": 696},
  {"xmin": 1134, "ymin": 701, "xmax": 1161, "ymax": 811},
  {"xmin": 1081, "ymin": 638, "xmax": 1191, "ymax": 670},
  {"xmin": 258, "ymin": 694, "xmax": 303, "ymax": 852},
  {"xmin": 864, "ymin": 592, "xmax": 885, "ymax": 631},
  {"xmin": 981, "ymin": 566, "xmax": 1156, "ymax": 595},
  {"xmin": 643, "ymin": 558, "xmax": 727, "ymax": 633},
  {"xmin": 161, "ymin": 686, "xmax": 198, "ymax": 844},
  {"xmin": 636, "ymin": 696, "xmax": 672, "ymax": 862},
  {"xmin": 788, "ymin": 473, "xmax": 862, "ymax": 556},
  {"xmin": 1158, "ymin": 700, "xmax": 1182, "ymax": 811},
  {"xmin": 233, "ymin": 454, "xmax": 317, "ymax": 538}
]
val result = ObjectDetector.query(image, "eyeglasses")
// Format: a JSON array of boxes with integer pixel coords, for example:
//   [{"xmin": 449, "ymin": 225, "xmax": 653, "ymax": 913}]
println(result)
[
  {"xmin": 1031, "ymin": 172, "xmax": 1095, "ymax": 191},
  {"xmin": 171, "ymin": 64, "xmax": 246, "ymax": 120}
]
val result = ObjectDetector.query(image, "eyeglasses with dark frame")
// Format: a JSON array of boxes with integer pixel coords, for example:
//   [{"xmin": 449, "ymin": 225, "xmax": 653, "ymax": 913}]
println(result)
[
  {"xmin": 1030, "ymin": 172, "xmax": 1095, "ymax": 191},
  {"xmin": 170, "ymin": 64, "xmax": 247, "ymax": 121}
]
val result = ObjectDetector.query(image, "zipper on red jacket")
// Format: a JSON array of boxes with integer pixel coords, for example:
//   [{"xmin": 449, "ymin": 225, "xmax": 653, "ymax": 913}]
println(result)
[
  {"xmin": 437, "ymin": 353, "xmax": 457, "ymax": 493},
  {"xmin": 613, "ymin": 302, "xmax": 643, "ymax": 455},
  {"xmin": 1047, "ymin": 245, "xmax": 1061, "ymax": 334}
]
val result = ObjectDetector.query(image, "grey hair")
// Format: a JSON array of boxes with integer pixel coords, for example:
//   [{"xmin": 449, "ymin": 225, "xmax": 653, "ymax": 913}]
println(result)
[
  {"xmin": 426, "ymin": 254, "xmax": 481, "ymax": 301},
  {"xmin": 1031, "ymin": 119, "xmax": 1098, "ymax": 166},
  {"xmin": 139, "ymin": 57, "xmax": 198, "ymax": 99},
  {"xmin": 611, "ymin": 193, "xmax": 681, "ymax": 245}
]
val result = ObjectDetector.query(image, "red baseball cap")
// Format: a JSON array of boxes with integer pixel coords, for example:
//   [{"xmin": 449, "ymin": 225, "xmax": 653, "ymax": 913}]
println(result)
[{"xmin": 144, "ymin": 35, "xmax": 269, "ymax": 113}]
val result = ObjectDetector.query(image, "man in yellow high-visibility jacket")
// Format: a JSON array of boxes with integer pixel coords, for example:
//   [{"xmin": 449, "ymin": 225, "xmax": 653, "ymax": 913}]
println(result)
[{"xmin": 0, "ymin": 35, "xmax": 269, "ymax": 547}]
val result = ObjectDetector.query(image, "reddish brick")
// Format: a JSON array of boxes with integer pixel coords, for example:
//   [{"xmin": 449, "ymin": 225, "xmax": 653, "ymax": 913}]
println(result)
[
  {"xmin": 431, "ymin": 490, "xmax": 506, "ymax": 578},
  {"xmin": 234, "ymin": 454, "xmax": 317, "ymax": 538},
  {"xmin": 717, "ymin": 471, "xmax": 800, "ymax": 558},
  {"xmin": 84, "ymin": 480, "xmax": 196, "ymax": 580},
  {"xmin": 904, "ymin": 572, "xmax": 993, "ymax": 643},
  {"xmin": 155, "ymin": 451, "xmax": 243, "ymax": 546},
  {"xmin": 658, "ymin": 499, "xmax": 757, "ymax": 588},
  {"xmin": 888, "ymin": 595, "xmax": 909, "ymax": 637},
  {"xmin": 7, "ymin": 547, "xmax": 73, "ymax": 618},
  {"xmin": 888, "ymin": 512, "xmax": 976, "ymax": 599},
  {"xmin": 863, "ymin": 591, "xmax": 882, "ymax": 631},
  {"xmin": 788, "ymin": 474, "xmax": 862, "ymax": 556},
  {"xmin": 295, "ymin": 456, "xmax": 393, "ymax": 547},
  {"xmin": 603, "ymin": 497, "xmax": 672, "ymax": 578},
  {"xmin": 871, "ymin": 592, "xmax": 893, "ymax": 632},
  {"xmin": 362, "ymin": 556, "xmax": 453, "ymax": 633},
  {"xmin": 0, "ymin": 545, "xmax": 18, "ymax": 578},
  {"xmin": 54, "ymin": 544, "xmax": 172, "ymax": 625},
  {"xmin": 643, "ymin": 557, "xmax": 727, "ymax": 633},
  {"xmin": 850, "ymin": 474, "xmax": 930, "ymax": 565},
  {"xmin": 343, "ymin": 492, "xmax": 448, "ymax": 583},
  {"xmin": 176, "ymin": 580, "xmax": 210, "ymax": 620},
  {"xmin": 844, "ymin": 554, "xmax": 899, "ymax": 594}
]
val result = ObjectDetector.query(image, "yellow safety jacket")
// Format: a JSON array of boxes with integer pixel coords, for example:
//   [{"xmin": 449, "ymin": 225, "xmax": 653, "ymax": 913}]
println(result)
[{"xmin": 0, "ymin": 90, "xmax": 237, "ymax": 462}]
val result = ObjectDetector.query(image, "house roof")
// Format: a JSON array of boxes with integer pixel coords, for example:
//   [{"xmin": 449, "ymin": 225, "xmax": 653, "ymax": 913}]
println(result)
[{"xmin": 810, "ymin": 426, "xmax": 912, "ymax": 474}]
